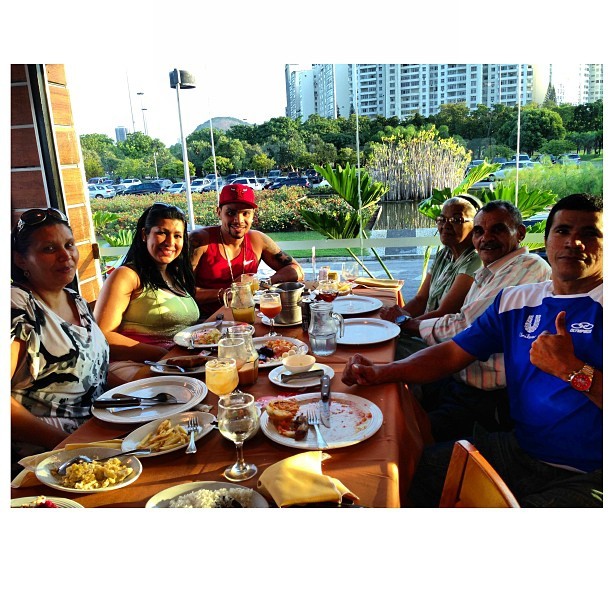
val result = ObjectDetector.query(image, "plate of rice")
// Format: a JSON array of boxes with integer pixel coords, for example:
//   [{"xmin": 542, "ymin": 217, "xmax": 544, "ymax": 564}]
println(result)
[{"xmin": 145, "ymin": 481, "xmax": 269, "ymax": 508}]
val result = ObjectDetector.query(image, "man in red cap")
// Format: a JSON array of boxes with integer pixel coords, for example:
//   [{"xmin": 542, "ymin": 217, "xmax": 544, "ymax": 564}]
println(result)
[{"xmin": 190, "ymin": 184, "xmax": 304, "ymax": 318}]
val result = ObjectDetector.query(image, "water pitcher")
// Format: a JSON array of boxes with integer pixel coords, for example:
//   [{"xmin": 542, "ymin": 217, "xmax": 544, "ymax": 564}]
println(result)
[
  {"xmin": 308, "ymin": 301, "xmax": 344, "ymax": 357},
  {"xmin": 223, "ymin": 282, "xmax": 255, "ymax": 324}
]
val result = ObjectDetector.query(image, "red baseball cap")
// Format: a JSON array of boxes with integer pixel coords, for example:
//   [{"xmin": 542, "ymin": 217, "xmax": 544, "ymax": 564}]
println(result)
[{"xmin": 219, "ymin": 184, "xmax": 257, "ymax": 208}]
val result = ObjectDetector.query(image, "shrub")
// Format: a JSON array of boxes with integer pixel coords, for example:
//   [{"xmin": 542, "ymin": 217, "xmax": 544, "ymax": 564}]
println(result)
[{"xmin": 90, "ymin": 189, "xmax": 352, "ymax": 239}]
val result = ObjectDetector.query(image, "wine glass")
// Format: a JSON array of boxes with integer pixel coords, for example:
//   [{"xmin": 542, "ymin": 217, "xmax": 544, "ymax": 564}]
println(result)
[
  {"xmin": 317, "ymin": 280, "xmax": 339, "ymax": 302},
  {"xmin": 205, "ymin": 358, "xmax": 239, "ymax": 397},
  {"xmin": 217, "ymin": 392, "xmax": 259, "ymax": 481},
  {"xmin": 342, "ymin": 261, "xmax": 359, "ymax": 283},
  {"xmin": 260, "ymin": 292, "xmax": 282, "ymax": 336}
]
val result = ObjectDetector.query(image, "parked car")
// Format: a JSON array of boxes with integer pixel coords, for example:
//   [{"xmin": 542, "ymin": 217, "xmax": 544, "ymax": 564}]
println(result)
[
  {"xmin": 533, "ymin": 154, "xmax": 556, "ymax": 164},
  {"xmin": 202, "ymin": 178, "xmax": 225, "ymax": 192},
  {"xmin": 152, "ymin": 178, "xmax": 173, "ymax": 191},
  {"xmin": 167, "ymin": 182, "xmax": 188, "ymax": 194},
  {"xmin": 243, "ymin": 170, "xmax": 256, "ymax": 178},
  {"xmin": 88, "ymin": 184, "xmax": 115, "ymax": 199},
  {"xmin": 509, "ymin": 154, "xmax": 531, "ymax": 163},
  {"xmin": 265, "ymin": 177, "xmax": 286, "ymax": 189},
  {"xmin": 190, "ymin": 178, "xmax": 212, "ymax": 193},
  {"xmin": 224, "ymin": 174, "xmax": 239, "ymax": 183},
  {"xmin": 119, "ymin": 178, "xmax": 142, "ymax": 187},
  {"xmin": 267, "ymin": 170, "xmax": 282, "ymax": 180},
  {"xmin": 311, "ymin": 179, "xmax": 331, "ymax": 189},
  {"xmin": 204, "ymin": 173, "xmax": 221, "ymax": 183},
  {"xmin": 557, "ymin": 153, "xmax": 581, "ymax": 165},
  {"xmin": 287, "ymin": 171, "xmax": 300, "ymax": 179},
  {"xmin": 229, "ymin": 177, "xmax": 263, "ymax": 190},
  {"xmin": 491, "ymin": 157, "xmax": 507, "ymax": 165},
  {"xmin": 88, "ymin": 176, "xmax": 111, "ymax": 184},
  {"xmin": 270, "ymin": 177, "xmax": 311, "ymax": 189},
  {"xmin": 491, "ymin": 161, "xmax": 537, "ymax": 179},
  {"xmin": 124, "ymin": 182, "xmax": 162, "ymax": 195}
]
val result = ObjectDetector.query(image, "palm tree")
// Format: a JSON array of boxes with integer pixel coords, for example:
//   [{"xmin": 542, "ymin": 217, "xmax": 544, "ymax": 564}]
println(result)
[{"xmin": 299, "ymin": 162, "xmax": 391, "ymax": 278}]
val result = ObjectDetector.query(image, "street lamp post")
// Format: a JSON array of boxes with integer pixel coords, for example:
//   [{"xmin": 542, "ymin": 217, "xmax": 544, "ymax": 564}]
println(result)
[{"xmin": 169, "ymin": 68, "xmax": 196, "ymax": 230}]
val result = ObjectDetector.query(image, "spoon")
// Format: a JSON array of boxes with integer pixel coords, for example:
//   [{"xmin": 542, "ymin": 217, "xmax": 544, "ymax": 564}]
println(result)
[
  {"xmin": 56, "ymin": 449, "xmax": 152, "ymax": 475},
  {"xmin": 112, "ymin": 392, "xmax": 179, "ymax": 403}
]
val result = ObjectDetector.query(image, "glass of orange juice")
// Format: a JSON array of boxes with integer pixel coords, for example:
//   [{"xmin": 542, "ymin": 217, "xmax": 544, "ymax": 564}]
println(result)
[
  {"xmin": 240, "ymin": 273, "xmax": 259, "ymax": 296},
  {"xmin": 205, "ymin": 358, "xmax": 239, "ymax": 396},
  {"xmin": 260, "ymin": 292, "xmax": 282, "ymax": 336}
]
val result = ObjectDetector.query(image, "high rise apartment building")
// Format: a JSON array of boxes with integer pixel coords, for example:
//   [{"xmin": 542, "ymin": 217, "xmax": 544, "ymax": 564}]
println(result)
[{"xmin": 285, "ymin": 63, "xmax": 603, "ymax": 122}]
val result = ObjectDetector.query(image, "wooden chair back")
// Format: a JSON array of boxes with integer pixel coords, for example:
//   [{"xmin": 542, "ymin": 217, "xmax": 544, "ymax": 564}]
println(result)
[{"xmin": 439, "ymin": 440, "xmax": 520, "ymax": 508}]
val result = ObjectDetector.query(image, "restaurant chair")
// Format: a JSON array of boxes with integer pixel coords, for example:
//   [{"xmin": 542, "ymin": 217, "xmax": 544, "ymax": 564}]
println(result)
[{"xmin": 439, "ymin": 440, "xmax": 520, "ymax": 508}]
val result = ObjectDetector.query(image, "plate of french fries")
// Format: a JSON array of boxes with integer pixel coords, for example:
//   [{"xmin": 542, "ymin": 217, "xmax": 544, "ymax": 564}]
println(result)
[{"xmin": 121, "ymin": 411, "xmax": 216, "ymax": 457}]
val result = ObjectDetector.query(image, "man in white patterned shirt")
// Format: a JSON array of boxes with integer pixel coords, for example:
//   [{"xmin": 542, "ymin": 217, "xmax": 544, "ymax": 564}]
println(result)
[{"xmin": 382, "ymin": 201, "xmax": 551, "ymax": 440}]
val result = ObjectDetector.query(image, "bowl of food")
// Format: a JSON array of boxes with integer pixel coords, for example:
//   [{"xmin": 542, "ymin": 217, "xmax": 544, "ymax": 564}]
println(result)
[{"xmin": 282, "ymin": 353, "xmax": 316, "ymax": 374}]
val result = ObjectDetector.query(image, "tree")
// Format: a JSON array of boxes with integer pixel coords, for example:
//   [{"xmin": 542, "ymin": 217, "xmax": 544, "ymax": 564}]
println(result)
[
  {"xmin": 250, "ymin": 152, "xmax": 275, "ymax": 174},
  {"xmin": 498, "ymin": 107, "xmax": 565, "ymax": 155},
  {"xmin": 430, "ymin": 103, "xmax": 472, "ymax": 139},
  {"xmin": 82, "ymin": 148, "xmax": 105, "ymax": 178},
  {"xmin": 203, "ymin": 155, "xmax": 232, "ymax": 175}
]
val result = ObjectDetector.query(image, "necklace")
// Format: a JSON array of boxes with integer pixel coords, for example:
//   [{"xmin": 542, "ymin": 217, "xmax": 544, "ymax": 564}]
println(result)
[{"xmin": 220, "ymin": 231, "xmax": 246, "ymax": 284}]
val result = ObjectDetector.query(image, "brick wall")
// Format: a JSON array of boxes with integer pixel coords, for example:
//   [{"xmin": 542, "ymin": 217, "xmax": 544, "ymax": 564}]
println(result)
[{"xmin": 10, "ymin": 64, "xmax": 102, "ymax": 302}]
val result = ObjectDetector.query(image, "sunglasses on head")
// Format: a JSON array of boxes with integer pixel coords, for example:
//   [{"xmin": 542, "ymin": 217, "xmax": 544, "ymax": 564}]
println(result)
[{"xmin": 16, "ymin": 208, "xmax": 69, "ymax": 233}]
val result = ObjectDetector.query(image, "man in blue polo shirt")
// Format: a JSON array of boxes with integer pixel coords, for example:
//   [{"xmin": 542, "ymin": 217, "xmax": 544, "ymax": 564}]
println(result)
[{"xmin": 341, "ymin": 193, "xmax": 603, "ymax": 507}]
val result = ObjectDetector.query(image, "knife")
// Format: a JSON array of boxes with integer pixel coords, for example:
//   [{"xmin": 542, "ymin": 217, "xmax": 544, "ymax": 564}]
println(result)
[
  {"xmin": 92, "ymin": 398, "xmax": 184, "ymax": 412},
  {"xmin": 319, "ymin": 374, "xmax": 331, "ymax": 427},
  {"xmin": 279, "ymin": 369, "xmax": 325, "ymax": 383}
]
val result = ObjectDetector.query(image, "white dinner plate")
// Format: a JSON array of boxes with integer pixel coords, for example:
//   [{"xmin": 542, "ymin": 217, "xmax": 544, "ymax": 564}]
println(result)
[
  {"xmin": 11, "ymin": 496, "xmax": 84, "ymax": 508},
  {"xmin": 146, "ymin": 481, "xmax": 269, "ymax": 508},
  {"xmin": 34, "ymin": 447, "xmax": 143, "ymax": 494},
  {"xmin": 260, "ymin": 315, "xmax": 302, "ymax": 327},
  {"xmin": 332, "ymin": 295, "xmax": 383, "ymax": 316},
  {"xmin": 91, "ymin": 376, "xmax": 208, "ymax": 424},
  {"xmin": 149, "ymin": 358, "xmax": 207, "ymax": 375},
  {"xmin": 121, "ymin": 411, "xmax": 216, "ymax": 457},
  {"xmin": 254, "ymin": 336, "xmax": 308, "ymax": 369},
  {"xmin": 336, "ymin": 318, "xmax": 400, "ymax": 345},
  {"xmin": 259, "ymin": 392, "xmax": 383, "ymax": 450},
  {"xmin": 268, "ymin": 363, "xmax": 335, "ymax": 389},
  {"xmin": 173, "ymin": 321, "xmax": 239, "ymax": 348}
]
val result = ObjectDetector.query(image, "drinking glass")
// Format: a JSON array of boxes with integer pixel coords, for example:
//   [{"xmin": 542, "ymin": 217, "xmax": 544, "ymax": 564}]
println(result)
[
  {"xmin": 317, "ymin": 280, "xmax": 339, "ymax": 302},
  {"xmin": 205, "ymin": 358, "xmax": 239, "ymax": 397},
  {"xmin": 240, "ymin": 273, "xmax": 260, "ymax": 296},
  {"xmin": 217, "ymin": 392, "xmax": 259, "ymax": 482},
  {"xmin": 260, "ymin": 292, "xmax": 282, "ymax": 336},
  {"xmin": 218, "ymin": 337, "xmax": 249, "ymax": 389},
  {"xmin": 342, "ymin": 262, "xmax": 359, "ymax": 283}
]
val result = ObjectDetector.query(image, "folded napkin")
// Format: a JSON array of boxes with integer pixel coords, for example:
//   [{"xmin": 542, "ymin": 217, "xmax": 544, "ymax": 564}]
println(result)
[
  {"xmin": 12, "ymin": 439, "xmax": 123, "ymax": 488},
  {"xmin": 257, "ymin": 451, "xmax": 358, "ymax": 507},
  {"xmin": 354, "ymin": 276, "xmax": 404, "ymax": 289}
]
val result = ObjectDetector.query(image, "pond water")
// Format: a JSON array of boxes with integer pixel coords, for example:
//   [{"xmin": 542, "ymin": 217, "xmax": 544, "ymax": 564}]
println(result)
[{"xmin": 375, "ymin": 201, "xmax": 437, "ymax": 230}]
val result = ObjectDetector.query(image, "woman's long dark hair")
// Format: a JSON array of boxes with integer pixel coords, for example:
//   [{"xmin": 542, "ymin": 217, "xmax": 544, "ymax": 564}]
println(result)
[{"xmin": 122, "ymin": 203, "xmax": 196, "ymax": 296}]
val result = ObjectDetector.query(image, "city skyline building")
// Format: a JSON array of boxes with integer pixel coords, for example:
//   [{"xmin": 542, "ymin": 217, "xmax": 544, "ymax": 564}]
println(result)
[
  {"xmin": 285, "ymin": 63, "xmax": 604, "ymax": 122},
  {"xmin": 114, "ymin": 125, "xmax": 128, "ymax": 142}
]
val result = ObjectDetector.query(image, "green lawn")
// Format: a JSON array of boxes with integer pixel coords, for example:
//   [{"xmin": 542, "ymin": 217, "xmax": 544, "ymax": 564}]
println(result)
[{"xmin": 267, "ymin": 230, "xmax": 374, "ymax": 259}]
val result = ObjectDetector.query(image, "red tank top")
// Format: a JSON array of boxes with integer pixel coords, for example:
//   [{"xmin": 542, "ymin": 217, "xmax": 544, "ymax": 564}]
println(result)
[{"xmin": 194, "ymin": 226, "xmax": 260, "ymax": 289}]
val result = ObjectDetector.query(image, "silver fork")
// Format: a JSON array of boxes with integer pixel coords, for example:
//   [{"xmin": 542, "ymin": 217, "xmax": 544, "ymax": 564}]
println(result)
[
  {"xmin": 185, "ymin": 417, "xmax": 199, "ymax": 454},
  {"xmin": 306, "ymin": 408, "xmax": 328, "ymax": 449}
]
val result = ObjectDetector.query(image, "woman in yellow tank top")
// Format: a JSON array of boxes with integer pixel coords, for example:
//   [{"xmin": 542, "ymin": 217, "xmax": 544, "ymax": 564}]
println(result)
[{"xmin": 94, "ymin": 203, "xmax": 199, "ymax": 386}]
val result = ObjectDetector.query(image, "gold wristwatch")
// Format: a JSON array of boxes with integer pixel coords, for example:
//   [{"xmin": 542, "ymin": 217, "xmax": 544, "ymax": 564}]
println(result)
[{"xmin": 567, "ymin": 363, "xmax": 594, "ymax": 393}]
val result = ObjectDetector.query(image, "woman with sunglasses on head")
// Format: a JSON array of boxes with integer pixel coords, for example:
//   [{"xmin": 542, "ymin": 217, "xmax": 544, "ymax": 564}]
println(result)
[
  {"xmin": 94, "ymin": 203, "xmax": 199, "ymax": 386},
  {"xmin": 11, "ymin": 208, "xmax": 109, "ymax": 467},
  {"xmin": 380, "ymin": 194, "xmax": 483, "ymax": 358}
]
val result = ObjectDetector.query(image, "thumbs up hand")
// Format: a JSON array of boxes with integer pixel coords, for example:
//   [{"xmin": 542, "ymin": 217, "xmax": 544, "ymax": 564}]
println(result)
[{"xmin": 529, "ymin": 311, "xmax": 581, "ymax": 379}]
